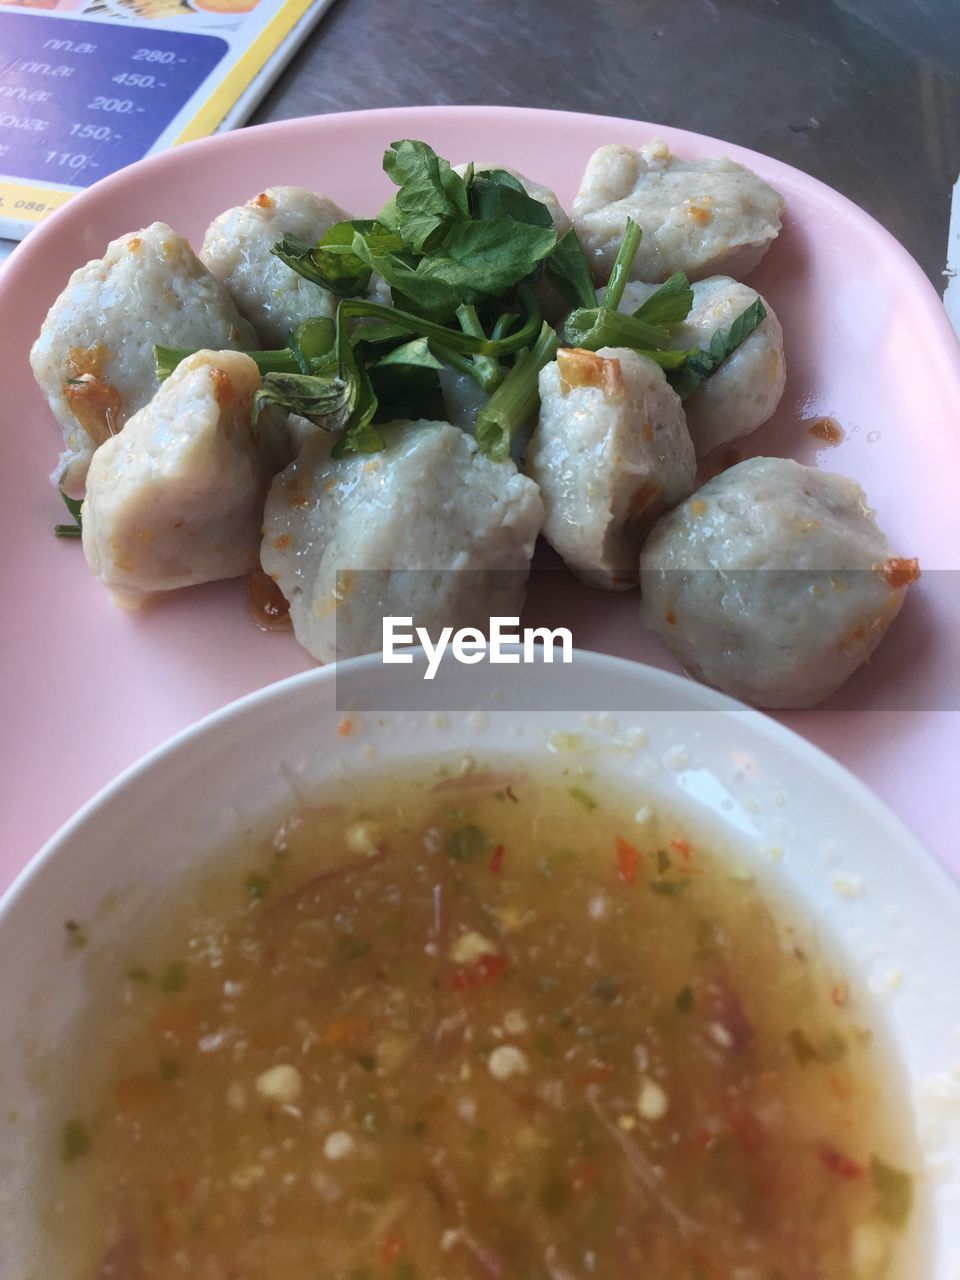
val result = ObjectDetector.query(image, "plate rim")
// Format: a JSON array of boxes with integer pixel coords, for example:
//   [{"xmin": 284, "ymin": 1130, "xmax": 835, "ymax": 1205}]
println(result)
[{"xmin": 2, "ymin": 104, "xmax": 959, "ymax": 382}]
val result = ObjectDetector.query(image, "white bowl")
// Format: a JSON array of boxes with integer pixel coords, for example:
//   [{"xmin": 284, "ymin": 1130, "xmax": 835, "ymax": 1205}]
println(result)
[{"xmin": 2, "ymin": 650, "xmax": 958, "ymax": 1278}]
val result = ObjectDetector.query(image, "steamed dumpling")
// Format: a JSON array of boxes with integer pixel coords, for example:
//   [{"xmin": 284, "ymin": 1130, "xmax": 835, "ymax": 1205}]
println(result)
[
  {"xmin": 81, "ymin": 351, "xmax": 269, "ymax": 609},
  {"xmin": 200, "ymin": 187, "xmax": 350, "ymax": 347},
  {"xmin": 614, "ymin": 276, "xmax": 786, "ymax": 456},
  {"xmin": 262, "ymin": 420, "xmax": 544, "ymax": 663},
  {"xmin": 30, "ymin": 222, "xmax": 256, "ymax": 495},
  {"xmin": 526, "ymin": 347, "xmax": 696, "ymax": 590},
  {"xmin": 638, "ymin": 457, "xmax": 918, "ymax": 708},
  {"xmin": 573, "ymin": 139, "xmax": 784, "ymax": 285}
]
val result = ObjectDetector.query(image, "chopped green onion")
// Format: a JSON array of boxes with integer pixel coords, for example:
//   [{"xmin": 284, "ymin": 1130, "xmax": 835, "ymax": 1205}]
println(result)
[
  {"xmin": 602, "ymin": 216, "xmax": 642, "ymax": 313},
  {"xmin": 568, "ymin": 786, "xmax": 597, "ymax": 812},
  {"xmin": 871, "ymin": 1156, "xmax": 914, "ymax": 1228},
  {"xmin": 64, "ymin": 919, "xmax": 88, "ymax": 950},
  {"xmin": 160, "ymin": 961, "xmax": 188, "ymax": 994},
  {"xmin": 62, "ymin": 1119, "xmax": 90, "ymax": 1164},
  {"xmin": 154, "ymin": 345, "xmax": 300, "ymax": 383},
  {"xmin": 244, "ymin": 871, "xmax": 271, "ymax": 900},
  {"xmin": 474, "ymin": 321, "xmax": 559, "ymax": 461}
]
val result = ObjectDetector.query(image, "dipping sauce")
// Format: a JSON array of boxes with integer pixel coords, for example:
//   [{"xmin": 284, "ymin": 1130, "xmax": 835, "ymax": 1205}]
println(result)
[
  {"xmin": 807, "ymin": 415, "xmax": 845, "ymax": 446},
  {"xmin": 52, "ymin": 765, "xmax": 919, "ymax": 1279},
  {"xmin": 246, "ymin": 565, "xmax": 291, "ymax": 631}
]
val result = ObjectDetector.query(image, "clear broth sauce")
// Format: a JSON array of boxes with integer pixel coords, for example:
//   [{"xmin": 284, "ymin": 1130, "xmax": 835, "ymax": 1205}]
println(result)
[{"xmin": 52, "ymin": 762, "xmax": 921, "ymax": 1280}]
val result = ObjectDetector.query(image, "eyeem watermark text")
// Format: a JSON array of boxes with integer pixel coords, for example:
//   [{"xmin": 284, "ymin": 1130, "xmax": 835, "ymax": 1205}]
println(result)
[{"xmin": 383, "ymin": 617, "xmax": 573, "ymax": 680}]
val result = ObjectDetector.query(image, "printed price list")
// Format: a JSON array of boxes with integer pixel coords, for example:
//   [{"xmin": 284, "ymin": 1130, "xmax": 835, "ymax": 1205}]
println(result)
[{"xmin": 0, "ymin": 12, "xmax": 227, "ymax": 190}]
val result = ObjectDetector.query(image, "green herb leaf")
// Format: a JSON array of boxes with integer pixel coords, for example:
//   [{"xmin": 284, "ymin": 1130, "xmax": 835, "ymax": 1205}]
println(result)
[
  {"xmin": 650, "ymin": 877, "xmax": 690, "ymax": 896},
  {"xmin": 60, "ymin": 490, "xmax": 83, "ymax": 522},
  {"xmin": 254, "ymin": 302, "xmax": 382, "ymax": 455},
  {"xmin": 160, "ymin": 960, "xmax": 188, "ymax": 995},
  {"xmin": 276, "ymin": 220, "xmax": 406, "ymax": 296},
  {"xmin": 870, "ymin": 1156, "xmax": 914, "ymax": 1229},
  {"xmin": 64, "ymin": 919, "xmax": 88, "ymax": 951},
  {"xmin": 254, "ymin": 370, "xmax": 349, "ymax": 425},
  {"xmin": 375, "ymin": 194, "xmax": 401, "ymax": 233},
  {"xmin": 787, "ymin": 1027, "xmax": 847, "ymax": 1065},
  {"xmin": 244, "ymin": 871, "xmax": 271, "ymax": 901},
  {"xmin": 350, "ymin": 235, "xmax": 464, "ymax": 323},
  {"xmin": 788, "ymin": 1028, "xmax": 819, "ymax": 1064},
  {"xmin": 675, "ymin": 985, "xmax": 695, "ymax": 1013},
  {"xmin": 350, "ymin": 318, "xmax": 421, "ymax": 347},
  {"xmin": 337, "ymin": 936, "xmax": 371, "ymax": 964},
  {"xmin": 369, "ymin": 365, "xmax": 445, "ymax": 424},
  {"xmin": 446, "ymin": 824, "xmax": 489, "ymax": 862},
  {"xmin": 158, "ymin": 1055, "xmax": 180, "ymax": 1080},
  {"xmin": 55, "ymin": 488, "xmax": 83, "ymax": 539},
  {"xmin": 62, "ymin": 1118, "xmax": 90, "ymax": 1164},
  {"xmin": 545, "ymin": 228, "xmax": 597, "ymax": 309},
  {"xmin": 668, "ymin": 299, "xmax": 767, "ymax": 400},
  {"xmin": 373, "ymin": 336, "xmax": 444, "ymax": 371},
  {"xmin": 630, "ymin": 271, "xmax": 694, "ymax": 329},
  {"xmin": 273, "ymin": 229, "xmax": 364, "ymax": 297},
  {"xmin": 368, "ymin": 337, "xmax": 446, "ymax": 423},
  {"xmin": 568, "ymin": 786, "xmax": 597, "ymax": 812},
  {"xmin": 590, "ymin": 976, "xmax": 619, "ymax": 1003},
  {"xmin": 642, "ymin": 346, "xmax": 703, "ymax": 370},
  {"xmin": 417, "ymin": 216, "xmax": 557, "ymax": 301},
  {"xmin": 357, "ymin": 1054, "xmax": 376, "ymax": 1072},
  {"xmin": 330, "ymin": 408, "xmax": 384, "ymax": 458},
  {"xmin": 468, "ymin": 169, "xmax": 555, "ymax": 228},
  {"xmin": 383, "ymin": 139, "xmax": 470, "ymax": 253},
  {"xmin": 330, "ymin": 307, "xmax": 383, "ymax": 458},
  {"xmin": 126, "ymin": 964, "xmax": 151, "ymax": 984}
]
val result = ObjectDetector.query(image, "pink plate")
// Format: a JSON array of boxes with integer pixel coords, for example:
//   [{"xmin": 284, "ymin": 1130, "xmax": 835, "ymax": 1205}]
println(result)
[{"xmin": 1, "ymin": 106, "xmax": 958, "ymax": 882}]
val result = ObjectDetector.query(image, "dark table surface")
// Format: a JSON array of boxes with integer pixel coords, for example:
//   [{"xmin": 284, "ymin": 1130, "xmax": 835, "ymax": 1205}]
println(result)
[{"xmin": 253, "ymin": 0, "xmax": 960, "ymax": 289}]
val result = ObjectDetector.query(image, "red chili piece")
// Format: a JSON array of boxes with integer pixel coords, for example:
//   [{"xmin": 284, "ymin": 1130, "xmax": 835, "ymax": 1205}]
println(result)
[
  {"xmin": 576, "ymin": 1062, "xmax": 615, "ymax": 1085},
  {"xmin": 382, "ymin": 1231, "xmax": 404, "ymax": 1264},
  {"xmin": 489, "ymin": 844, "xmax": 505, "ymax": 874},
  {"xmin": 450, "ymin": 952, "xmax": 509, "ymax": 991},
  {"xmin": 729, "ymin": 1109, "xmax": 766, "ymax": 1154},
  {"xmin": 670, "ymin": 833, "xmax": 692, "ymax": 861},
  {"xmin": 615, "ymin": 837, "xmax": 639, "ymax": 885},
  {"xmin": 818, "ymin": 1142, "xmax": 865, "ymax": 1179}
]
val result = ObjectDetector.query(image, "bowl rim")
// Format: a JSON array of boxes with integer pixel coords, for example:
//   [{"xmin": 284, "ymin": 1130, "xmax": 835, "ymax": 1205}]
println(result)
[
  {"xmin": 3, "ymin": 648, "xmax": 956, "ymax": 931},
  {"xmin": 3, "ymin": 646, "xmax": 958, "ymax": 1278}
]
